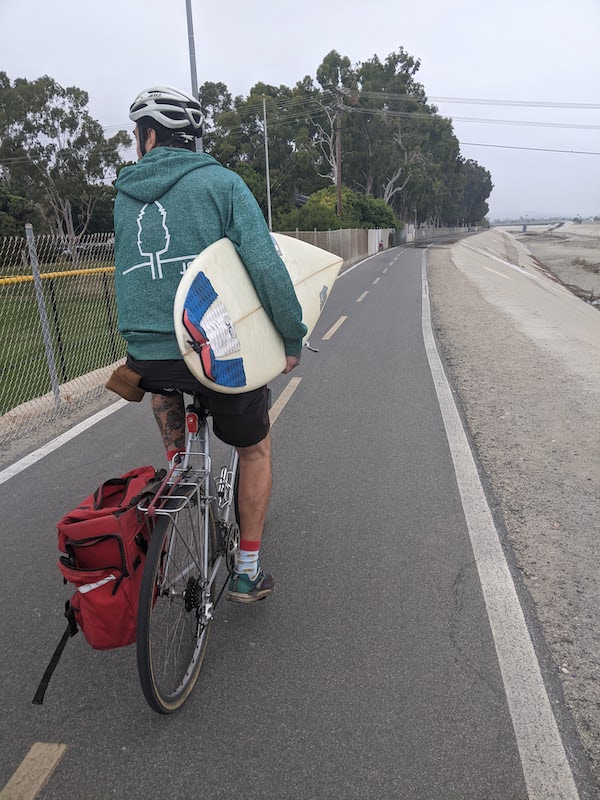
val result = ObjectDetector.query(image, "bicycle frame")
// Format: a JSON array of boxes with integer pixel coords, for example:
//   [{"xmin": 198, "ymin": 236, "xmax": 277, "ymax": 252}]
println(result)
[{"xmin": 139, "ymin": 394, "xmax": 239, "ymax": 623}]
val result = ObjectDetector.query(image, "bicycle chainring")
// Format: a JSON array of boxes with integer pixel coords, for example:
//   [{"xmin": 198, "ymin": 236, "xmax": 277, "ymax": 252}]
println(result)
[{"xmin": 225, "ymin": 522, "xmax": 240, "ymax": 574}]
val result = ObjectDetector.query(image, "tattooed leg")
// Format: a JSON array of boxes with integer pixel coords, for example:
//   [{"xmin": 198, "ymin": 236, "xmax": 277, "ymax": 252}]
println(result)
[{"xmin": 151, "ymin": 393, "xmax": 186, "ymax": 453}]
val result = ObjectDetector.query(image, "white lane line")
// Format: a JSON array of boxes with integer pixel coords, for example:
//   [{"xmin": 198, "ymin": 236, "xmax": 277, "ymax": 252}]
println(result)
[
  {"xmin": 484, "ymin": 265, "xmax": 512, "ymax": 280},
  {"xmin": 383, "ymin": 268, "xmax": 389, "ymax": 274},
  {"xmin": 356, "ymin": 291, "xmax": 369, "ymax": 303},
  {"xmin": 322, "ymin": 315, "xmax": 348, "ymax": 340},
  {"xmin": 0, "ymin": 743, "xmax": 67, "ymax": 800},
  {"xmin": 269, "ymin": 377, "xmax": 302, "ymax": 426},
  {"xmin": 0, "ymin": 400, "xmax": 128, "ymax": 486},
  {"xmin": 338, "ymin": 252, "xmax": 380, "ymax": 277},
  {"xmin": 421, "ymin": 252, "xmax": 579, "ymax": 800},
  {"xmin": 372, "ymin": 277, "xmax": 381, "ymax": 285}
]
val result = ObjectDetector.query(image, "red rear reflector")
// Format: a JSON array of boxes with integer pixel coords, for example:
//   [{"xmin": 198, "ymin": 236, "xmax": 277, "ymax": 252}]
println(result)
[{"xmin": 186, "ymin": 413, "xmax": 199, "ymax": 433}]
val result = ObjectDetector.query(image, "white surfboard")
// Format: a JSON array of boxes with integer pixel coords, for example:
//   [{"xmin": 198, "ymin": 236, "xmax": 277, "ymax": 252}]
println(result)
[{"xmin": 173, "ymin": 233, "xmax": 343, "ymax": 394}]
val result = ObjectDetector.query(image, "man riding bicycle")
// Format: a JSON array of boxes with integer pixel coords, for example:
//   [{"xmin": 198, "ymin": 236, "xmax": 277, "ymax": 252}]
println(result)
[{"xmin": 112, "ymin": 86, "xmax": 306, "ymax": 603}]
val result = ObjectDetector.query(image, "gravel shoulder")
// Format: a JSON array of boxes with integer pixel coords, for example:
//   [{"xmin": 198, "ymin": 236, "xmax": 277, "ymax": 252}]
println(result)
[{"xmin": 427, "ymin": 231, "xmax": 600, "ymax": 790}]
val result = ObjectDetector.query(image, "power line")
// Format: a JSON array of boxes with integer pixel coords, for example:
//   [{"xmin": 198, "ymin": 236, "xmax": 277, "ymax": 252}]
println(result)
[
  {"xmin": 104, "ymin": 90, "xmax": 600, "ymax": 133},
  {"xmin": 460, "ymin": 142, "xmax": 600, "ymax": 155},
  {"xmin": 343, "ymin": 104, "xmax": 600, "ymax": 130},
  {"xmin": 429, "ymin": 96, "xmax": 600, "ymax": 110},
  {"xmin": 102, "ymin": 90, "xmax": 600, "ymax": 138},
  {"xmin": 357, "ymin": 90, "xmax": 600, "ymax": 110},
  {"xmin": 204, "ymin": 106, "xmax": 329, "ymax": 139}
]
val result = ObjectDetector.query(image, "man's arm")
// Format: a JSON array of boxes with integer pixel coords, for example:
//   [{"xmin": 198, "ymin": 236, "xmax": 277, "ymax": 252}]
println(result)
[{"xmin": 226, "ymin": 176, "xmax": 308, "ymax": 357}]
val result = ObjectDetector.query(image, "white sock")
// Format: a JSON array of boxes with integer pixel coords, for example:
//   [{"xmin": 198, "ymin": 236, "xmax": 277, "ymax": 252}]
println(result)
[{"xmin": 237, "ymin": 548, "xmax": 259, "ymax": 580}]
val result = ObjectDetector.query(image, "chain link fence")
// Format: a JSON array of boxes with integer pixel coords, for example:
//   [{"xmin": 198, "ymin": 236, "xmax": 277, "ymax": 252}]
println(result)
[
  {"xmin": 0, "ymin": 228, "xmax": 125, "ymax": 446},
  {"xmin": 0, "ymin": 224, "xmax": 400, "ymax": 448}
]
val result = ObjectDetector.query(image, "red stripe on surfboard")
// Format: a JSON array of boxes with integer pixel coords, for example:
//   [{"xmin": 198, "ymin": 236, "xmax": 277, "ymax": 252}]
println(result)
[{"xmin": 183, "ymin": 309, "xmax": 215, "ymax": 382}]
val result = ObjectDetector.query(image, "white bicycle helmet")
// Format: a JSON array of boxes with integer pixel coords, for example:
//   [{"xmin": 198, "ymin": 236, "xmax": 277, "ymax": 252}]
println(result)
[{"xmin": 129, "ymin": 86, "xmax": 204, "ymax": 134}]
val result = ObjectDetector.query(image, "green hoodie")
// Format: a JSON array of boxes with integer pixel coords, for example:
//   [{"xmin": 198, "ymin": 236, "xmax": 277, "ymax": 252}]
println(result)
[{"xmin": 114, "ymin": 147, "xmax": 307, "ymax": 360}]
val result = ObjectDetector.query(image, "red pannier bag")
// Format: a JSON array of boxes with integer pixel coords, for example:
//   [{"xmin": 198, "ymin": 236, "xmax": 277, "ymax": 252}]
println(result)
[
  {"xmin": 33, "ymin": 466, "xmax": 165, "ymax": 705},
  {"xmin": 57, "ymin": 465, "xmax": 162, "ymax": 649}
]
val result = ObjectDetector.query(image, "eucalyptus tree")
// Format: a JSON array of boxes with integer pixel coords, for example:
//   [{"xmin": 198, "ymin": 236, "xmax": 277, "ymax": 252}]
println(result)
[
  {"xmin": 0, "ymin": 72, "xmax": 130, "ymax": 240},
  {"xmin": 199, "ymin": 47, "xmax": 494, "ymax": 228}
]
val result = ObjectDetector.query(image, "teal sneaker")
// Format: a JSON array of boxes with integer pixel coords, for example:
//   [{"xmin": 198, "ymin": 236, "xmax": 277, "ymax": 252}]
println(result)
[{"xmin": 226, "ymin": 569, "xmax": 275, "ymax": 604}]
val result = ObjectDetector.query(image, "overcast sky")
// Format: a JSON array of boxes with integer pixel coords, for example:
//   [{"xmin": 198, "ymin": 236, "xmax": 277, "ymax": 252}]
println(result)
[{"xmin": 1, "ymin": 0, "xmax": 599, "ymax": 220}]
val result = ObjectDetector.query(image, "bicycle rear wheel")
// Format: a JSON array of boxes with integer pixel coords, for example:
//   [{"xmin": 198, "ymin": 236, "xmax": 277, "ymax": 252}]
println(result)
[{"xmin": 137, "ymin": 489, "xmax": 216, "ymax": 713}]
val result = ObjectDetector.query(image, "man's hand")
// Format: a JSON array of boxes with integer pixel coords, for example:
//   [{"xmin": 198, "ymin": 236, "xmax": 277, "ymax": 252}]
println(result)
[{"xmin": 282, "ymin": 354, "xmax": 301, "ymax": 374}]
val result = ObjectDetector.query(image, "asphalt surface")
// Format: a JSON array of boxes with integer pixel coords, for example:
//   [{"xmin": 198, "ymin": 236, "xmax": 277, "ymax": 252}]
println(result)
[{"xmin": 0, "ymin": 246, "xmax": 552, "ymax": 798}]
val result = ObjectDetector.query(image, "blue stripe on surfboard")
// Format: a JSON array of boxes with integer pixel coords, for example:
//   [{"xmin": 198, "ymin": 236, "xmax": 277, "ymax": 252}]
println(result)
[{"xmin": 184, "ymin": 272, "xmax": 247, "ymax": 388}]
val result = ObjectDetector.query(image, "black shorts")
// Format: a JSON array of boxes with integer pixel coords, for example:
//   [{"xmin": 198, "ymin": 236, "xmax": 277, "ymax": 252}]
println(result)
[{"xmin": 127, "ymin": 355, "xmax": 270, "ymax": 448}]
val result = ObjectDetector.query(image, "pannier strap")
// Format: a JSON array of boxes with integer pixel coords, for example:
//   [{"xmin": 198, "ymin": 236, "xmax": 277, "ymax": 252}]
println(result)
[
  {"xmin": 32, "ymin": 603, "xmax": 78, "ymax": 705},
  {"xmin": 93, "ymin": 477, "xmax": 131, "ymax": 510},
  {"xmin": 134, "ymin": 471, "xmax": 167, "ymax": 503},
  {"xmin": 112, "ymin": 471, "xmax": 168, "ymax": 518}
]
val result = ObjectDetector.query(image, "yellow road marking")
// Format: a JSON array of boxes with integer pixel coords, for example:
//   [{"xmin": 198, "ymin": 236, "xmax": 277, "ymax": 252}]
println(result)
[
  {"xmin": 372, "ymin": 277, "xmax": 380, "ymax": 285},
  {"xmin": 356, "ymin": 291, "xmax": 369, "ymax": 303},
  {"xmin": 322, "ymin": 316, "xmax": 348, "ymax": 340},
  {"xmin": 269, "ymin": 378, "xmax": 302, "ymax": 425},
  {"xmin": 0, "ymin": 743, "xmax": 66, "ymax": 800}
]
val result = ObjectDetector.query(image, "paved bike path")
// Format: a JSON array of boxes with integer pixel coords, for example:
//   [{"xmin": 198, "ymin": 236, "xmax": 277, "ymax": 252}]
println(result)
[{"xmin": 0, "ymin": 247, "xmax": 542, "ymax": 798}]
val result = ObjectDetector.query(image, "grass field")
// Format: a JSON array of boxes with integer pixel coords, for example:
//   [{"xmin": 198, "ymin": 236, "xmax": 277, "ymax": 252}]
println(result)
[{"xmin": 0, "ymin": 270, "xmax": 126, "ymax": 414}]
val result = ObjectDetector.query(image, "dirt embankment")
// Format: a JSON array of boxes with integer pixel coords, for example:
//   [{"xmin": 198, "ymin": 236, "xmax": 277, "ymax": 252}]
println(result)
[{"xmin": 427, "ymin": 229, "xmax": 600, "ymax": 791}]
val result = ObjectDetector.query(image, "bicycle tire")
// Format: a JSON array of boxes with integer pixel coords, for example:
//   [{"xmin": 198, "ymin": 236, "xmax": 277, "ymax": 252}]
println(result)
[{"xmin": 137, "ymin": 488, "xmax": 217, "ymax": 714}]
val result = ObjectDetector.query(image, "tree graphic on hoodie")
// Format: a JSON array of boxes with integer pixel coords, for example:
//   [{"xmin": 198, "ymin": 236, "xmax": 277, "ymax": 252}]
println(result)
[{"xmin": 136, "ymin": 201, "xmax": 170, "ymax": 280}]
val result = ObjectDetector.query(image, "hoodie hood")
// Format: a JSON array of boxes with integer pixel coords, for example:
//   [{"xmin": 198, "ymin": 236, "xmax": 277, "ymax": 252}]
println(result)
[{"xmin": 115, "ymin": 147, "xmax": 220, "ymax": 203}]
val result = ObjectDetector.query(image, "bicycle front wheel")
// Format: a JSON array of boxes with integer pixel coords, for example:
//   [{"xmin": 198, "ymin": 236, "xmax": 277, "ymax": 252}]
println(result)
[{"xmin": 137, "ymin": 491, "xmax": 216, "ymax": 713}]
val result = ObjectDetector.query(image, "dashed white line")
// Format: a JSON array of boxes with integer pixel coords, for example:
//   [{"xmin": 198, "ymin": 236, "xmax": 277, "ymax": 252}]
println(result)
[
  {"xmin": 322, "ymin": 316, "xmax": 348, "ymax": 340},
  {"xmin": 421, "ymin": 251, "xmax": 579, "ymax": 800},
  {"xmin": 356, "ymin": 291, "xmax": 369, "ymax": 303},
  {"xmin": 383, "ymin": 268, "xmax": 389, "ymax": 274},
  {"xmin": 338, "ymin": 246, "xmax": 405, "ymax": 279},
  {"xmin": 372, "ymin": 277, "xmax": 380, "ymax": 285}
]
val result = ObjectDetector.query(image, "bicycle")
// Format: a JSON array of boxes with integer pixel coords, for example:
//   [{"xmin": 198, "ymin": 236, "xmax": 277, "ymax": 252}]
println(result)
[{"xmin": 136, "ymin": 393, "xmax": 241, "ymax": 714}]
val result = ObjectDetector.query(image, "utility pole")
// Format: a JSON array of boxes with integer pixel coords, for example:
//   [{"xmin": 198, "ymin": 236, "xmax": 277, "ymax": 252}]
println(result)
[
  {"xmin": 263, "ymin": 97, "xmax": 273, "ymax": 231},
  {"xmin": 335, "ymin": 91, "xmax": 343, "ymax": 217},
  {"xmin": 185, "ymin": 0, "xmax": 203, "ymax": 152}
]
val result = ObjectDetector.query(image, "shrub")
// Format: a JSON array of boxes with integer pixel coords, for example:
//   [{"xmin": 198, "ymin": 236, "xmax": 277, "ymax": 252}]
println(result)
[{"xmin": 276, "ymin": 186, "xmax": 400, "ymax": 231}]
